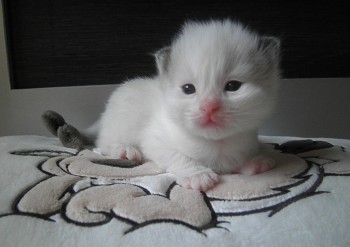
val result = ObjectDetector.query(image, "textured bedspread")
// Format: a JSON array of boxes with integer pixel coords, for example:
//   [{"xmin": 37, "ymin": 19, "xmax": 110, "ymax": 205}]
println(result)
[{"xmin": 0, "ymin": 135, "xmax": 349, "ymax": 247}]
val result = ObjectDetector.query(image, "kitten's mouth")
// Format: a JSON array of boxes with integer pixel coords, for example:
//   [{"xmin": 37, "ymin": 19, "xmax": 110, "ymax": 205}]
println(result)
[{"xmin": 198, "ymin": 116, "xmax": 224, "ymax": 128}]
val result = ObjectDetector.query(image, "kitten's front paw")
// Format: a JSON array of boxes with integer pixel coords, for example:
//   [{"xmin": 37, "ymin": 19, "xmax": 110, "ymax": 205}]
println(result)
[
  {"xmin": 238, "ymin": 155, "xmax": 276, "ymax": 175},
  {"xmin": 120, "ymin": 146, "xmax": 143, "ymax": 163},
  {"xmin": 178, "ymin": 171, "xmax": 220, "ymax": 191},
  {"xmin": 107, "ymin": 145, "xmax": 143, "ymax": 163}
]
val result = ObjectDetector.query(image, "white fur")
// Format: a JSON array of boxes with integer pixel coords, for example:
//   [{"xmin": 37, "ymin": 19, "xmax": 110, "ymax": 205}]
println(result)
[{"xmin": 96, "ymin": 20, "xmax": 280, "ymax": 191}]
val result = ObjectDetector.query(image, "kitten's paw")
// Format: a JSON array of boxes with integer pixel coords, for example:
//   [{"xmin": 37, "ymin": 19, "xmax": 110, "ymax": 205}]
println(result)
[
  {"xmin": 178, "ymin": 170, "xmax": 220, "ymax": 191},
  {"xmin": 128, "ymin": 147, "xmax": 143, "ymax": 163},
  {"xmin": 238, "ymin": 155, "xmax": 276, "ymax": 175},
  {"xmin": 119, "ymin": 146, "xmax": 143, "ymax": 163},
  {"xmin": 107, "ymin": 145, "xmax": 143, "ymax": 163}
]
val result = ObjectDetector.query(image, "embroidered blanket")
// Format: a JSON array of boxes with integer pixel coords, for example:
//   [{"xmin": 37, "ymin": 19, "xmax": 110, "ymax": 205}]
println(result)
[{"xmin": 0, "ymin": 135, "xmax": 349, "ymax": 247}]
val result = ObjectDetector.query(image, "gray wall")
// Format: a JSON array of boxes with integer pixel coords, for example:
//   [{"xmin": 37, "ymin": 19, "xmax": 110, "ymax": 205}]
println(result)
[
  {"xmin": 1, "ymin": 4, "xmax": 349, "ymax": 139},
  {"xmin": 262, "ymin": 78, "xmax": 350, "ymax": 139}
]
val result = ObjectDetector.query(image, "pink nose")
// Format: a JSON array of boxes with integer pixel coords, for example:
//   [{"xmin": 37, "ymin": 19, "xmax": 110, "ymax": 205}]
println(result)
[{"xmin": 200, "ymin": 100, "xmax": 221, "ymax": 116}]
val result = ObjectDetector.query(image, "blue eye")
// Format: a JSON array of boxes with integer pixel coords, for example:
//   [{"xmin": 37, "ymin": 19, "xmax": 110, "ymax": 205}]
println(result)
[
  {"xmin": 181, "ymin": 84, "xmax": 196, "ymax": 94},
  {"xmin": 224, "ymin": 80, "xmax": 242, "ymax": 92}
]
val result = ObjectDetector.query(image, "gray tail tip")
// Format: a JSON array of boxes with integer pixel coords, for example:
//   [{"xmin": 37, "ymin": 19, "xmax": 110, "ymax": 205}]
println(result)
[{"xmin": 41, "ymin": 110, "xmax": 66, "ymax": 136}]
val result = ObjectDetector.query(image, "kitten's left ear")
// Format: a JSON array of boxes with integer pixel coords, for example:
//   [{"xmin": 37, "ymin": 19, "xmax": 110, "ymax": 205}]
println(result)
[
  {"xmin": 259, "ymin": 36, "xmax": 280, "ymax": 62},
  {"xmin": 154, "ymin": 47, "xmax": 171, "ymax": 75}
]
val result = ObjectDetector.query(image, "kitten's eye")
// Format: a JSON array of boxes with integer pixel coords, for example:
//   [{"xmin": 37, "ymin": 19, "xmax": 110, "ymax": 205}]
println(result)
[
  {"xmin": 224, "ymin": 80, "xmax": 242, "ymax": 92},
  {"xmin": 181, "ymin": 84, "xmax": 196, "ymax": 94}
]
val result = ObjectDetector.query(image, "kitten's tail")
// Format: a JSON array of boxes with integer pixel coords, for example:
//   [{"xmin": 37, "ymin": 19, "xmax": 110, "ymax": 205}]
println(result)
[{"xmin": 42, "ymin": 110, "xmax": 99, "ymax": 150}]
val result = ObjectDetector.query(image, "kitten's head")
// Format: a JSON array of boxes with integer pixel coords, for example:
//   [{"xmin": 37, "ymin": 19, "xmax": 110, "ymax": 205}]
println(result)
[{"xmin": 155, "ymin": 20, "xmax": 280, "ymax": 140}]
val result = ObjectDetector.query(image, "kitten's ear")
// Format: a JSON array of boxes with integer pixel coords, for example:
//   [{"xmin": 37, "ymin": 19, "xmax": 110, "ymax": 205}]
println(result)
[
  {"xmin": 154, "ymin": 47, "xmax": 171, "ymax": 75},
  {"xmin": 259, "ymin": 36, "xmax": 280, "ymax": 62}
]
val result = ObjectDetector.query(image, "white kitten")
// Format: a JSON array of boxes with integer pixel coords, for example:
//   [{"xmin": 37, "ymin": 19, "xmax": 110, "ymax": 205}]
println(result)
[{"xmin": 97, "ymin": 19, "xmax": 280, "ymax": 191}]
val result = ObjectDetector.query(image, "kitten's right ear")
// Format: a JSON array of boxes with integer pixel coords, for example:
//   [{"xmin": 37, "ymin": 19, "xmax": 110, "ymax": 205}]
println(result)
[{"xmin": 154, "ymin": 47, "xmax": 171, "ymax": 75}]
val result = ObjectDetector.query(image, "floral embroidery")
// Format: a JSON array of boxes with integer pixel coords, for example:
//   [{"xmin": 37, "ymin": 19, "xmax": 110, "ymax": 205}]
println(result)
[{"xmin": 6, "ymin": 140, "xmax": 350, "ymax": 234}]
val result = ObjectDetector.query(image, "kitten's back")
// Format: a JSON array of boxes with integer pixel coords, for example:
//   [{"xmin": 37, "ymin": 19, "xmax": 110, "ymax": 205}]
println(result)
[{"xmin": 97, "ymin": 78, "xmax": 161, "ymax": 149}]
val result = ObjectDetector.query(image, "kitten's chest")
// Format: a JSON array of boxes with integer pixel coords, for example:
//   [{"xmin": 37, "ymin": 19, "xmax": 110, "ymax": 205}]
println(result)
[
  {"xmin": 183, "ymin": 139, "xmax": 244, "ymax": 169},
  {"xmin": 178, "ymin": 135, "xmax": 259, "ymax": 172}
]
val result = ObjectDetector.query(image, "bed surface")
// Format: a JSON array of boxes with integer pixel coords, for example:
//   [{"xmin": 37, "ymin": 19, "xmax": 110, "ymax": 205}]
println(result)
[{"xmin": 0, "ymin": 135, "xmax": 349, "ymax": 247}]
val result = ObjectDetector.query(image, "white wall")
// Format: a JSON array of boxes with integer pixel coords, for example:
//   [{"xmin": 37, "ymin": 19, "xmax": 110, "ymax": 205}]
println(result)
[{"xmin": 1, "ymin": 4, "xmax": 349, "ymax": 139}]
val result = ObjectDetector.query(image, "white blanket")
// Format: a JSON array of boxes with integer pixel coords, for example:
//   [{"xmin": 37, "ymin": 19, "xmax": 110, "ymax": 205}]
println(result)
[{"xmin": 0, "ymin": 135, "xmax": 349, "ymax": 247}]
